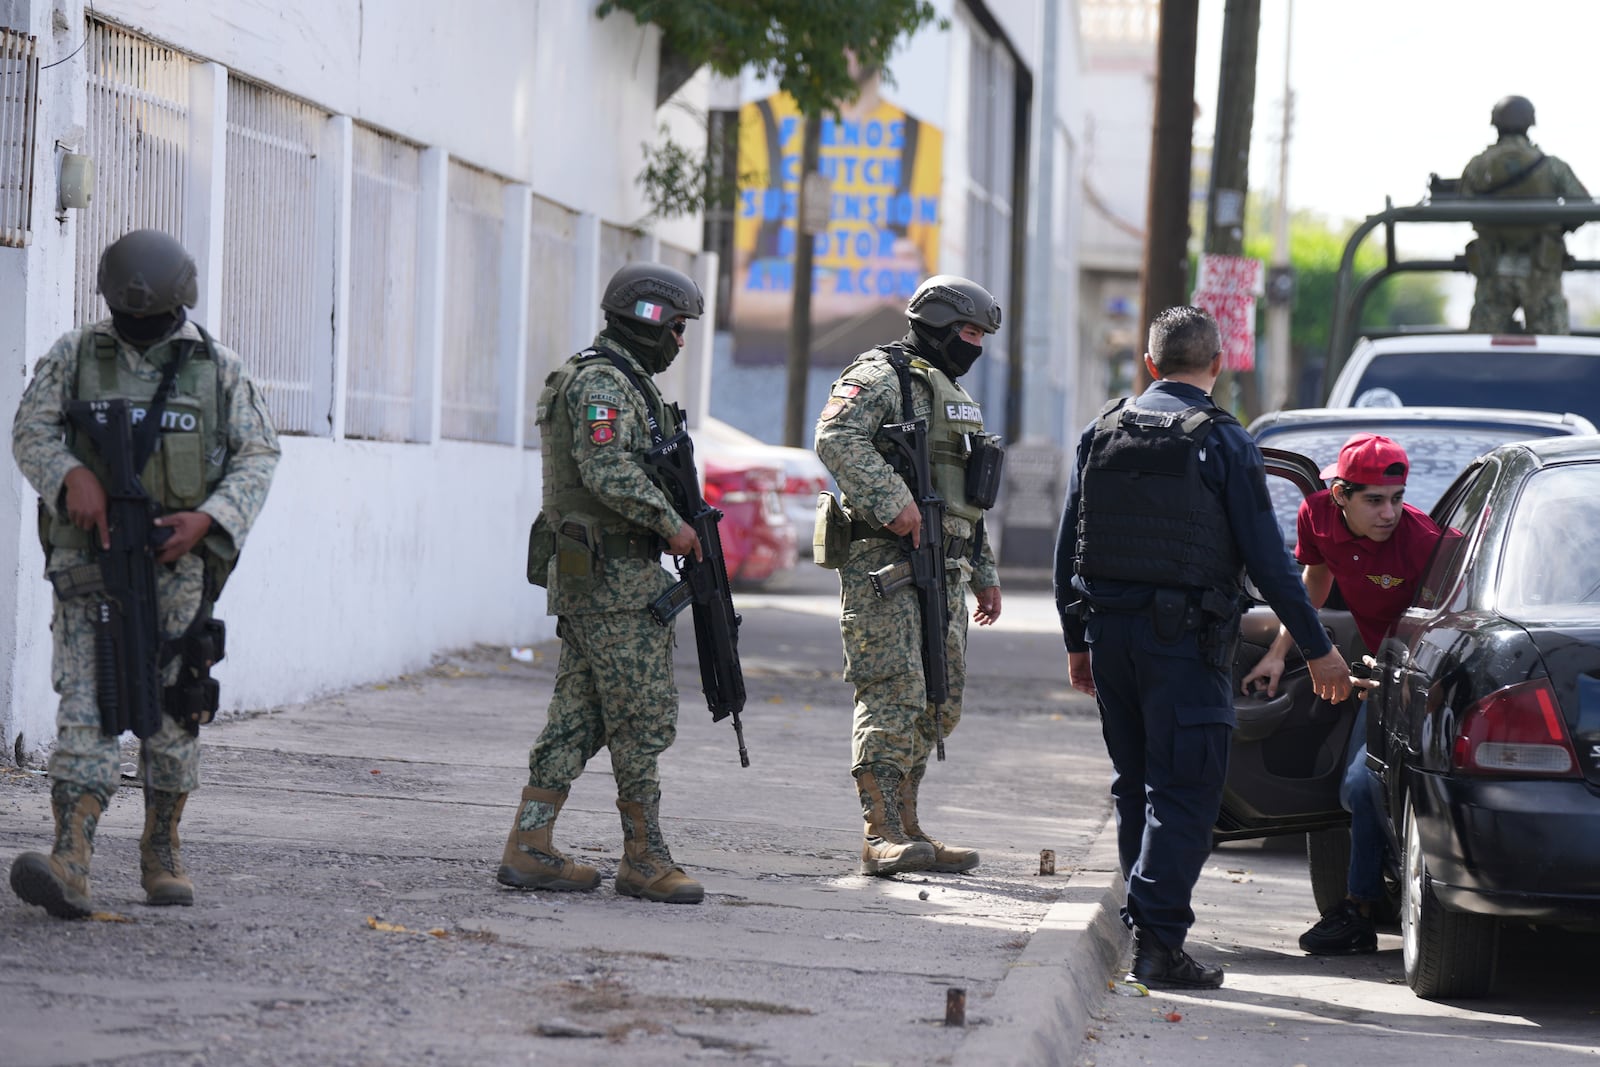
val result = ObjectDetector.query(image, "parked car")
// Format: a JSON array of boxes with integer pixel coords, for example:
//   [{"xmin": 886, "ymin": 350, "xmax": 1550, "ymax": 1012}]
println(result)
[
  {"xmin": 699, "ymin": 451, "xmax": 797, "ymax": 589},
  {"xmin": 1217, "ymin": 408, "xmax": 1600, "ymax": 998},
  {"xmin": 1372, "ymin": 436, "xmax": 1600, "ymax": 997},
  {"xmin": 1324, "ymin": 333, "xmax": 1600, "ymax": 427},
  {"xmin": 697, "ymin": 417, "xmax": 831, "ymax": 568}
]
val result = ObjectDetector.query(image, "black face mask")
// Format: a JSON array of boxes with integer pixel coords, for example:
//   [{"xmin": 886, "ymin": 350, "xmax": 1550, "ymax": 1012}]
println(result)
[
  {"xmin": 907, "ymin": 322, "xmax": 983, "ymax": 379},
  {"xmin": 602, "ymin": 315, "xmax": 678, "ymax": 375},
  {"xmin": 111, "ymin": 307, "xmax": 185, "ymax": 348}
]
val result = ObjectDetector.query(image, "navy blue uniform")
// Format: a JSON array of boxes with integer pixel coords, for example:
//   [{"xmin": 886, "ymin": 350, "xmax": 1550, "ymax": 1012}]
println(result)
[{"xmin": 1053, "ymin": 380, "xmax": 1332, "ymax": 951}]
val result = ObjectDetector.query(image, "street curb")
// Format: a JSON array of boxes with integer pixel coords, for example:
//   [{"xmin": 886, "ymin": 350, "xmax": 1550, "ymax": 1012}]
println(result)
[{"xmin": 956, "ymin": 814, "xmax": 1128, "ymax": 1066}]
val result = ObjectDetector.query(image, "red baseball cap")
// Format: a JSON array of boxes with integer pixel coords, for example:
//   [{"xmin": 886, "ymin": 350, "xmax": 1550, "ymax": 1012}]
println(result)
[{"xmin": 1321, "ymin": 433, "xmax": 1409, "ymax": 486}]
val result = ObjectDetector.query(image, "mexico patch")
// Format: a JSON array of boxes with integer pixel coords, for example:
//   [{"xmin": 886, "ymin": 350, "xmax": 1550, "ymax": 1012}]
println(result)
[
  {"xmin": 586, "ymin": 391, "xmax": 623, "ymax": 408},
  {"xmin": 634, "ymin": 300, "xmax": 665, "ymax": 322},
  {"xmin": 590, "ymin": 422, "xmax": 615, "ymax": 445},
  {"xmin": 832, "ymin": 382, "xmax": 862, "ymax": 398},
  {"xmin": 585, "ymin": 404, "xmax": 619, "ymax": 421}
]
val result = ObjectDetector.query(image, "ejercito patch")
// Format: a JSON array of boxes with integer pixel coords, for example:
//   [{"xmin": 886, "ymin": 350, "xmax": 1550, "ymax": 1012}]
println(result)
[{"xmin": 945, "ymin": 402, "xmax": 982, "ymax": 422}]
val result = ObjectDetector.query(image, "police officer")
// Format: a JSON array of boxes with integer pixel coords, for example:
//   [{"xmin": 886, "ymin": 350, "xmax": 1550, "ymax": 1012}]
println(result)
[
  {"xmin": 1462, "ymin": 95, "xmax": 1589, "ymax": 334},
  {"xmin": 497, "ymin": 263, "xmax": 705, "ymax": 905},
  {"xmin": 1053, "ymin": 306, "xmax": 1351, "ymax": 989},
  {"xmin": 814, "ymin": 275, "xmax": 1004, "ymax": 879},
  {"xmin": 10, "ymin": 229, "xmax": 280, "ymax": 919}
]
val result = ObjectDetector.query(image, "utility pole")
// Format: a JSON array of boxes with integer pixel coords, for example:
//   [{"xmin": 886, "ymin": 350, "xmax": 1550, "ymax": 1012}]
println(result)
[
  {"xmin": 1137, "ymin": 0, "xmax": 1201, "ymax": 392},
  {"xmin": 1203, "ymin": 0, "xmax": 1261, "ymax": 416},
  {"xmin": 1264, "ymin": 0, "xmax": 1296, "ymax": 412},
  {"xmin": 784, "ymin": 113, "xmax": 824, "ymax": 448}
]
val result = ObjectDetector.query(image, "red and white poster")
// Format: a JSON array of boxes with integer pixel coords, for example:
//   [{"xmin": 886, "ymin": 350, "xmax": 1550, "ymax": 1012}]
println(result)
[{"xmin": 1192, "ymin": 254, "xmax": 1263, "ymax": 371}]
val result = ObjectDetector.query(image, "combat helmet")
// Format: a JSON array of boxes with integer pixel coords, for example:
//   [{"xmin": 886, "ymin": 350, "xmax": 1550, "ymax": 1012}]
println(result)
[
  {"xmin": 601, "ymin": 263, "xmax": 704, "ymax": 325},
  {"xmin": 1490, "ymin": 95, "xmax": 1536, "ymax": 135},
  {"xmin": 97, "ymin": 229, "xmax": 199, "ymax": 316},
  {"xmin": 906, "ymin": 275, "xmax": 1002, "ymax": 334}
]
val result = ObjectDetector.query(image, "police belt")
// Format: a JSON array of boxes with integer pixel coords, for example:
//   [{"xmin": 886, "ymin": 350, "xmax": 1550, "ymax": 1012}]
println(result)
[
  {"xmin": 597, "ymin": 530, "xmax": 665, "ymax": 560},
  {"xmin": 849, "ymin": 519, "xmax": 969, "ymax": 560}
]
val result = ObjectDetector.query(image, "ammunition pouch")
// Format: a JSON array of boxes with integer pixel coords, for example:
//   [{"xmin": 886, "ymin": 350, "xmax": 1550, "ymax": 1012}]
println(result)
[
  {"xmin": 1535, "ymin": 231, "xmax": 1566, "ymax": 272},
  {"xmin": 964, "ymin": 433, "xmax": 1006, "ymax": 510},
  {"xmin": 164, "ymin": 617, "xmax": 226, "ymax": 736},
  {"xmin": 526, "ymin": 512, "xmax": 554, "ymax": 588},
  {"xmin": 1464, "ymin": 238, "xmax": 1488, "ymax": 279},
  {"xmin": 1151, "ymin": 588, "xmax": 1199, "ymax": 644},
  {"xmin": 813, "ymin": 491, "xmax": 850, "ymax": 570}
]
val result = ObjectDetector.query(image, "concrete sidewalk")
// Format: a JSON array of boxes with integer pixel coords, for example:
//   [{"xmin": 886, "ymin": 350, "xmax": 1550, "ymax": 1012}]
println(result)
[{"xmin": 0, "ymin": 583, "xmax": 1133, "ymax": 1066}]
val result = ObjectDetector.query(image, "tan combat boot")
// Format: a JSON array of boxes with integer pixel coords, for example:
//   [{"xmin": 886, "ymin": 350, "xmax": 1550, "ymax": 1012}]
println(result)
[
  {"xmin": 140, "ymin": 789, "xmax": 196, "ymax": 906},
  {"xmin": 855, "ymin": 763, "xmax": 935, "ymax": 876},
  {"xmin": 497, "ymin": 785, "xmax": 602, "ymax": 891},
  {"xmin": 9, "ymin": 781, "xmax": 104, "ymax": 919},
  {"xmin": 898, "ymin": 763, "xmax": 979, "ymax": 873},
  {"xmin": 615, "ymin": 795, "xmax": 704, "ymax": 904}
]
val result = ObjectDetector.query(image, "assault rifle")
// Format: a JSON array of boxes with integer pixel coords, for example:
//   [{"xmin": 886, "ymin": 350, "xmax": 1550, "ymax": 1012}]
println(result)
[
  {"xmin": 644, "ymin": 425, "xmax": 750, "ymax": 767},
  {"xmin": 869, "ymin": 418, "xmax": 951, "ymax": 760},
  {"xmin": 64, "ymin": 398, "xmax": 172, "ymax": 739}
]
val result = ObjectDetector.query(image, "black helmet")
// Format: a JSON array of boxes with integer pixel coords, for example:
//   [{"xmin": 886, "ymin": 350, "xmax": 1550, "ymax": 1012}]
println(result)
[
  {"xmin": 906, "ymin": 275, "xmax": 1002, "ymax": 334},
  {"xmin": 600, "ymin": 262, "xmax": 704, "ymax": 325},
  {"xmin": 96, "ymin": 229, "xmax": 199, "ymax": 316},
  {"xmin": 1490, "ymin": 95, "xmax": 1535, "ymax": 135}
]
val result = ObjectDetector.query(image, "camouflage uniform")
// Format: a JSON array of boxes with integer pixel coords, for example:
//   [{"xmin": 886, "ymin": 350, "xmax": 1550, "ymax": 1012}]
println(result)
[
  {"xmin": 528, "ymin": 335, "xmax": 682, "ymax": 800},
  {"xmin": 815, "ymin": 350, "xmax": 998, "ymax": 772},
  {"xmin": 1462, "ymin": 133, "xmax": 1589, "ymax": 333},
  {"xmin": 13, "ymin": 320, "xmax": 280, "ymax": 796}
]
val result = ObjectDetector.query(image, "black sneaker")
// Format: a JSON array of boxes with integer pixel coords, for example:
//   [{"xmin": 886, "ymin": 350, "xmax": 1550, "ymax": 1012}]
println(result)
[
  {"xmin": 1298, "ymin": 899, "xmax": 1378, "ymax": 955},
  {"xmin": 1129, "ymin": 930, "xmax": 1224, "ymax": 989}
]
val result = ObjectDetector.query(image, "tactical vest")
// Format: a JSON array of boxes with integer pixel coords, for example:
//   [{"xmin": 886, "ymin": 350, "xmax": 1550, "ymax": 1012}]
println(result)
[
  {"xmin": 535, "ymin": 344, "xmax": 681, "ymax": 533},
  {"xmin": 45, "ymin": 328, "xmax": 225, "ymax": 551},
  {"xmin": 1075, "ymin": 398, "xmax": 1242, "ymax": 596},
  {"xmin": 867, "ymin": 350, "xmax": 988, "ymax": 525},
  {"xmin": 1467, "ymin": 138, "xmax": 1575, "ymax": 250}
]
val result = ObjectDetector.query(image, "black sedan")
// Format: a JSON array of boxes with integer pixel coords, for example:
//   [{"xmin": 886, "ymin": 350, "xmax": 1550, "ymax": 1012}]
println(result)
[
  {"xmin": 1374, "ymin": 436, "xmax": 1600, "ymax": 998},
  {"xmin": 1214, "ymin": 409, "xmax": 1600, "ymax": 998}
]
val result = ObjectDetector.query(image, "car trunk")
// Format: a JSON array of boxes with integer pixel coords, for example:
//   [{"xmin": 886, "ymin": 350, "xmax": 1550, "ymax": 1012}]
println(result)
[{"xmin": 1523, "ymin": 625, "xmax": 1600, "ymax": 787}]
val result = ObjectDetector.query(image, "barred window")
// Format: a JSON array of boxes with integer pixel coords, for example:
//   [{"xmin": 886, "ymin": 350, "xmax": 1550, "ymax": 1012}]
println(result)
[
  {"xmin": 222, "ymin": 77, "xmax": 330, "ymax": 436},
  {"xmin": 0, "ymin": 28, "xmax": 39, "ymax": 248},
  {"xmin": 442, "ymin": 159, "xmax": 510, "ymax": 444},
  {"xmin": 345, "ymin": 124, "xmax": 425, "ymax": 441},
  {"xmin": 75, "ymin": 20, "xmax": 192, "ymax": 324},
  {"xmin": 523, "ymin": 194, "xmax": 580, "ymax": 449}
]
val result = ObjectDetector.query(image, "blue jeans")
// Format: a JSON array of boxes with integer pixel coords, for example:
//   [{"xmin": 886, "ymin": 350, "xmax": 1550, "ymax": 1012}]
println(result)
[{"xmin": 1341, "ymin": 705, "xmax": 1387, "ymax": 903}]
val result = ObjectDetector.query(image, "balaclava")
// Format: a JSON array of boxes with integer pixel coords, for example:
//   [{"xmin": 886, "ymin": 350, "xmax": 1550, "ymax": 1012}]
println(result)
[
  {"xmin": 111, "ymin": 307, "xmax": 186, "ymax": 349},
  {"xmin": 906, "ymin": 320, "xmax": 982, "ymax": 379},
  {"xmin": 602, "ymin": 312, "xmax": 678, "ymax": 376}
]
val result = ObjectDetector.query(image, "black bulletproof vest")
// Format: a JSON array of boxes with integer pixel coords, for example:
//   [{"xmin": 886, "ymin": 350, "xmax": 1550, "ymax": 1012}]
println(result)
[{"xmin": 1075, "ymin": 399, "xmax": 1242, "ymax": 596}]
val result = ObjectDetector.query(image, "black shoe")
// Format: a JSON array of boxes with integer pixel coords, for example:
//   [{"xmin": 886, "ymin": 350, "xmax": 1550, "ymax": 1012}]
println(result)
[
  {"xmin": 1128, "ymin": 931, "xmax": 1224, "ymax": 989},
  {"xmin": 1298, "ymin": 898, "xmax": 1378, "ymax": 955}
]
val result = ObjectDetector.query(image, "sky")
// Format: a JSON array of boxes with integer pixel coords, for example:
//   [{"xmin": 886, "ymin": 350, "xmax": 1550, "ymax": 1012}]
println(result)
[{"xmin": 1191, "ymin": 0, "xmax": 1600, "ymax": 318}]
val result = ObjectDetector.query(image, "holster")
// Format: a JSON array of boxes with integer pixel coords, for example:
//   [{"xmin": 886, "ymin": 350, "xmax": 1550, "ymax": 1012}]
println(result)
[
  {"xmin": 964, "ymin": 433, "xmax": 1006, "ymax": 510},
  {"xmin": 1196, "ymin": 589, "xmax": 1242, "ymax": 671},
  {"xmin": 526, "ymin": 512, "xmax": 554, "ymax": 588},
  {"xmin": 164, "ymin": 617, "xmax": 226, "ymax": 736},
  {"xmin": 812, "ymin": 492, "xmax": 850, "ymax": 570}
]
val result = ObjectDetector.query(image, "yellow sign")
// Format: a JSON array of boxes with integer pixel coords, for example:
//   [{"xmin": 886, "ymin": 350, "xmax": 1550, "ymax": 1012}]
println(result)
[{"xmin": 731, "ymin": 90, "xmax": 943, "ymax": 366}]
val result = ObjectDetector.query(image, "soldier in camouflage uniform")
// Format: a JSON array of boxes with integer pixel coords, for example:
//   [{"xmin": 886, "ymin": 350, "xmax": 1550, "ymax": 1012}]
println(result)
[
  {"xmin": 814, "ymin": 275, "xmax": 1004, "ymax": 878},
  {"xmin": 9, "ymin": 229, "xmax": 279, "ymax": 919},
  {"xmin": 1462, "ymin": 95, "xmax": 1589, "ymax": 333},
  {"xmin": 496, "ymin": 263, "xmax": 706, "ymax": 905}
]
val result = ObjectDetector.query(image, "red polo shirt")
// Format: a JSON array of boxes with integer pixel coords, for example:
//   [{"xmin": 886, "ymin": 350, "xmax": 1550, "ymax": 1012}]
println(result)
[{"xmin": 1295, "ymin": 489, "xmax": 1444, "ymax": 652}]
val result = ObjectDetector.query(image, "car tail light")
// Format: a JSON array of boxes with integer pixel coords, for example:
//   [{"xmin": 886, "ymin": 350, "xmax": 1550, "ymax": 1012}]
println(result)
[
  {"xmin": 784, "ymin": 474, "xmax": 826, "ymax": 497},
  {"xmin": 1489, "ymin": 335, "xmax": 1537, "ymax": 347},
  {"xmin": 1451, "ymin": 678, "xmax": 1580, "ymax": 777}
]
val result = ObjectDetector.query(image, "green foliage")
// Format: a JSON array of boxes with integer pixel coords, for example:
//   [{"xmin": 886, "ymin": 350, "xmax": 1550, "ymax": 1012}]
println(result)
[{"xmin": 598, "ymin": 0, "xmax": 942, "ymax": 117}]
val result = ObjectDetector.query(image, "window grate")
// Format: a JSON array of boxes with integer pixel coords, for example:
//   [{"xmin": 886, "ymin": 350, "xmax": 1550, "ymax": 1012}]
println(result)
[
  {"xmin": 0, "ymin": 28, "xmax": 39, "ymax": 248},
  {"xmin": 221, "ymin": 76, "xmax": 328, "ymax": 435},
  {"xmin": 75, "ymin": 20, "xmax": 191, "ymax": 325},
  {"xmin": 523, "ymin": 194, "xmax": 580, "ymax": 448},
  {"xmin": 345, "ymin": 124, "xmax": 424, "ymax": 441},
  {"xmin": 442, "ymin": 159, "xmax": 508, "ymax": 444}
]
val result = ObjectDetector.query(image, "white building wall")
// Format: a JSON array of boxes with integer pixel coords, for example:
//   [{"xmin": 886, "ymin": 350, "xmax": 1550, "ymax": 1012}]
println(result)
[{"xmin": 0, "ymin": 0, "xmax": 711, "ymax": 758}]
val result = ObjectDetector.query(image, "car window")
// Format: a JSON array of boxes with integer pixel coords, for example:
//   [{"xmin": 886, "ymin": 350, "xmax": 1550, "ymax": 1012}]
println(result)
[
  {"xmin": 1498, "ymin": 462, "xmax": 1600, "ymax": 618},
  {"xmin": 1413, "ymin": 464, "xmax": 1494, "ymax": 614},
  {"xmin": 1351, "ymin": 351, "xmax": 1600, "ymax": 426}
]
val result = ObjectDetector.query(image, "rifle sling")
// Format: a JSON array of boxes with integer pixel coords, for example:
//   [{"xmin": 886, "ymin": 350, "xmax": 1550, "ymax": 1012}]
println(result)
[
  {"xmin": 1479, "ymin": 151, "xmax": 1549, "ymax": 196},
  {"xmin": 129, "ymin": 339, "xmax": 196, "ymax": 473}
]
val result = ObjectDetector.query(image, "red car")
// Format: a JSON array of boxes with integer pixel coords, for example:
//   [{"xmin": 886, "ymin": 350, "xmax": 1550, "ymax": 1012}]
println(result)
[{"xmin": 701, "ymin": 454, "xmax": 797, "ymax": 588}]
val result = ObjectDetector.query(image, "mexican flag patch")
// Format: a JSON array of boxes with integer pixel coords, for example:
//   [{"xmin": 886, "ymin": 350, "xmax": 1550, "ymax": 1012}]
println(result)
[
  {"xmin": 634, "ymin": 300, "xmax": 664, "ymax": 322},
  {"xmin": 586, "ymin": 404, "xmax": 619, "ymax": 421}
]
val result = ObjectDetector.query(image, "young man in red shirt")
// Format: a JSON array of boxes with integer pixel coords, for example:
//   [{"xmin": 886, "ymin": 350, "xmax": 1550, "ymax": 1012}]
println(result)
[{"xmin": 1242, "ymin": 433, "xmax": 1445, "ymax": 954}]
